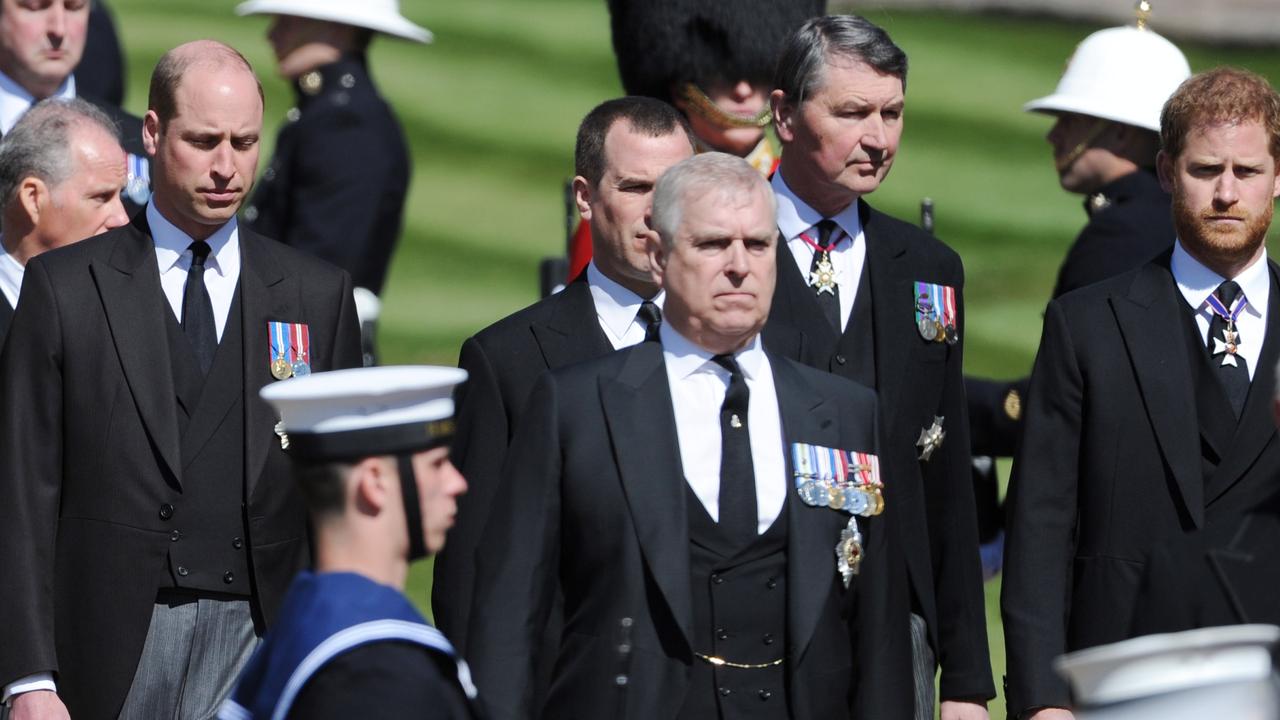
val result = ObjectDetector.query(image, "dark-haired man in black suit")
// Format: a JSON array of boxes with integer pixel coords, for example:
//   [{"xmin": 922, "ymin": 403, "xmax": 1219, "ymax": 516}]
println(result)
[
  {"xmin": 765, "ymin": 15, "xmax": 992, "ymax": 720},
  {"xmin": 1003, "ymin": 67, "xmax": 1280, "ymax": 720},
  {"xmin": 469, "ymin": 151, "xmax": 898, "ymax": 720},
  {"xmin": 0, "ymin": 40, "xmax": 360, "ymax": 720},
  {"xmin": 433, "ymin": 96, "xmax": 696, "ymax": 655}
]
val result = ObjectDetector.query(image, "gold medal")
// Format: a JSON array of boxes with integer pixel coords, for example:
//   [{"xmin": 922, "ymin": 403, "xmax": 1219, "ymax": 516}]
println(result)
[
  {"xmin": 809, "ymin": 252, "xmax": 838, "ymax": 295},
  {"xmin": 827, "ymin": 485, "xmax": 845, "ymax": 510},
  {"xmin": 271, "ymin": 357, "xmax": 293, "ymax": 380}
]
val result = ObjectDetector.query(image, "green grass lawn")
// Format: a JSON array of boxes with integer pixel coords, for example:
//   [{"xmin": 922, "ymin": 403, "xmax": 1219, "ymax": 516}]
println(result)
[{"xmin": 110, "ymin": 2, "xmax": 1280, "ymax": 716}]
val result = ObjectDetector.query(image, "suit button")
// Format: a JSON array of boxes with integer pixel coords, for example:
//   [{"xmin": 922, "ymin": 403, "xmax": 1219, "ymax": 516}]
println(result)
[
  {"xmin": 232, "ymin": 537, "xmax": 244, "ymax": 550},
  {"xmin": 177, "ymin": 566, "xmax": 189, "ymax": 577},
  {"xmin": 718, "ymin": 687, "xmax": 731, "ymax": 697},
  {"xmin": 169, "ymin": 530, "xmax": 181, "ymax": 542},
  {"xmin": 716, "ymin": 627, "xmax": 729, "ymax": 641},
  {"xmin": 759, "ymin": 689, "xmax": 772, "ymax": 701},
  {"xmin": 711, "ymin": 573, "xmax": 723, "ymax": 585},
  {"xmin": 762, "ymin": 633, "xmax": 774, "ymax": 645},
  {"xmin": 223, "ymin": 571, "xmax": 235, "ymax": 584},
  {"xmin": 765, "ymin": 577, "xmax": 777, "ymax": 589},
  {"xmin": 159, "ymin": 503, "xmax": 174, "ymax": 520},
  {"xmin": 835, "ymin": 354, "xmax": 847, "ymax": 365}
]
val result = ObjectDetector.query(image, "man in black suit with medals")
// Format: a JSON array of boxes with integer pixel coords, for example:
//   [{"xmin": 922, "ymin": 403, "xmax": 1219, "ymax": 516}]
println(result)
[
  {"xmin": 468, "ymin": 151, "xmax": 896, "ymax": 720},
  {"xmin": 0, "ymin": 98, "xmax": 130, "ymax": 343},
  {"xmin": 433, "ymin": 96, "xmax": 695, "ymax": 654},
  {"xmin": 1002, "ymin": 67, "xmax": 1280, "ymax": 720},
  {"xmin": 765, "ymin": 15, "xmax": 992, "ymax": 720},
  {"xmin": 0, "ymin": 40, "xmax": 361, "ymax": 720}
]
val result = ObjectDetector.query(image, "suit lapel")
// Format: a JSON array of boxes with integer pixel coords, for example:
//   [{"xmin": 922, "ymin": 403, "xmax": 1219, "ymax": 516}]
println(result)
[
  {"xmin": 531, "ymin": 278, "xmax": 613, "ymax": 369},
  {"xmin": 773, "ymin": 357, "xmax": 843, "ymax": 662},
  {"xmin": 601, "ymin": 343, "xmax": 694, "ymax": 650},
  {"xmin": 1110, "ymin": 257, "xmax": 1204, "ymax": 527},
  {"xmin": 0, "ymin": 291, "xmax": 12, "ymax": 342},
  {"xmin": 1205, "ymin": 263, "xmax": 1280, "ymax": 504},
  {"xmin": 862, "ymin": 203, "xmax": 912, "ymax": 429},
  {"xmin": 240, "ymin": 230, "xmax": 295, "ymax": 496},
  {"xmin": 90, "ymin": 214, "xmax": 182, "ymax": 484}
]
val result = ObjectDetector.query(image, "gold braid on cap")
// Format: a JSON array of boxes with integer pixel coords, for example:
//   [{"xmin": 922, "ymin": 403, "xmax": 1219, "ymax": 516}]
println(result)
[{"xmin": 678, "ymin": 83, "xmax": 772, "ymax": 129}]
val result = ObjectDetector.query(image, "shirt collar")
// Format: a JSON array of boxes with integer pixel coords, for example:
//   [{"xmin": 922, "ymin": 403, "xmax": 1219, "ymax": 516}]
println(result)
[
  {"xmin": 0, "ymin": 69, "xmax": 74, "ymax": 135},
  {"xmin": 771, "ymin": 170, "xmax": 863, "ymax": 244},
  {"xmin": 586, "ymin": 260, "xmax": 664, "ymax": 338},
  {"xmin": 660, "ymin": 322, "xmax": 766, "ymax": 381},
  {"xmin": 147, "ymin": 202, "xmax": 240, "ymax": 278},
  {"xmin": 1171, "ymin": 238, "xmax": 1269, "ymax": 312}
]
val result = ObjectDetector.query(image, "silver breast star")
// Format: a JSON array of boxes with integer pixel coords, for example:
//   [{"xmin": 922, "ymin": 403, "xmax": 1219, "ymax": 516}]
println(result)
[{"xmin": 916, "ymin": 416, "xmax": 946, "ymax": 461}]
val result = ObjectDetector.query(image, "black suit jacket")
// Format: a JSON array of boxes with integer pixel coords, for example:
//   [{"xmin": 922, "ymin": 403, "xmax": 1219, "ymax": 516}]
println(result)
[
  {"xmin": 435, "ymin": 276, "xmax": 809, "ymax": 652},
  {"xmin": 1001, "ymin": 253, "xmax": 1280, "ymax": 716},
  {"xmin": 0, "ymin": 291, "xmax": 11, "ymax": 345},
  {"xmin": 245, "ymin": 55, "xmax": 409, "ymax": 296},
  {"xmin": 767, "ymin": 199, "xmax": 992, "ymax": 706},
  {"xmin": 1132, "ymin": 508, "xmax": 1280, "ymax": 637},
  {"xmin": 0, "ymin": 212, "xmax": 362, "ymax": 718},
  {"xmin": 467, "ymin": 341, "xmax": 896, "ymax": 719}
]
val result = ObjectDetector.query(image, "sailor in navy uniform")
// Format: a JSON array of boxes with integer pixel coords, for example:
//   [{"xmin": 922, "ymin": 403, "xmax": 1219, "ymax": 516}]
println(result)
[{"xmin": 219, "ymin": 366, "xmax": 479, "ymax": 720}]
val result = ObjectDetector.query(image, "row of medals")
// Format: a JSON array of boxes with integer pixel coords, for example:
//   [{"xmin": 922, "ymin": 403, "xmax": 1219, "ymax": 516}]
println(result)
[
  {"xmin": 797, "ymin": 476, "xmax": 884, "ymax": 517},
  {"xmin": 917, "ymin": 307, "xmax": 958, "ymax": 345},
  {"xmin": 271, "ymin": 354, "xmax": 311, "ymax": 380}
]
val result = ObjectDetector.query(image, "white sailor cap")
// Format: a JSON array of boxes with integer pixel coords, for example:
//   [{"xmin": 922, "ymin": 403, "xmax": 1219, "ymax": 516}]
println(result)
[
  {"xmin": 259, "ymin": 365, "xmax": 467, "ymax": 461},
  {"xmin": 1056, "ymin": 624, "xmax": 1280, "ymax": 719}
]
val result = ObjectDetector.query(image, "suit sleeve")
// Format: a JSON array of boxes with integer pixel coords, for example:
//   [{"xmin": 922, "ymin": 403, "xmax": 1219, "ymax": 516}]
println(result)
[
  {"xmin": 926, "ymin": 263, "xmax": 994, "ymax": 701},
  {"xmin": 466, "ymin": 371, "xmax": 562, "ymax": 720},
  {"xmin": 433, "ymin": 335, "xmax": 509, "ymax": 653},
  {"xmin": 328, "ymin": 270, "xmax": 363, "ymax": 371},
  {"xmin": 1001, "ymin": 299, "xmax": 1083, "ymax": 715},
  {"xmin": 0, "ymin": 259, "xmax": 64, "ymax": 686}
]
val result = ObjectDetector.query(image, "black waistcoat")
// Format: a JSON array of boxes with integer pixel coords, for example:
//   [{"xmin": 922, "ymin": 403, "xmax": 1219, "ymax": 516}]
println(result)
[
  {"xmin": 161, "ymin": 286, "xmax": 251, "ymax": 596},
  {"xmin": 831, "ymin": 261, "xmax": 876, "ymax": 388},
  {"xmin": 679, "ymin": 484, "xmax": 791, "ymax": 720},
  {"xmin": 1177, "ymin": 271, "xmax": 1280, "ymax": 517}
]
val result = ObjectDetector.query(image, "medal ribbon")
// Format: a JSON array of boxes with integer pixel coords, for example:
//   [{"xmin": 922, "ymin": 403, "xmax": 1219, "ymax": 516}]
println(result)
[
  {"xmin": 942, "ymin": 285, "xmax": 957, "ymax": 327},
  {"xmin": 1205, "ymin": 292, "xmax": 1246, "ymax": 327},
  {"xmin": 292, "ymin": 323, "xmax": 311, "ymax": 364},
  {"xmin": 797, "ymin": 227, "xmax": 847, "ymax": 254},
  {"xmin": 913, "ymin": 282, "xmax": 934, "ymax": 323},
  {"xmin": 269, "ymin": 322, "xmax": 288, "ymax": 362}
]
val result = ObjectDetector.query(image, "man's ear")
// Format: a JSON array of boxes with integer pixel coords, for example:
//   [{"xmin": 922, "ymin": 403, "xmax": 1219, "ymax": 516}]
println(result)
[
  {"xmin": 572, "ymin": 175, "xmax": 593, "ymax": 222},
  {"xmin": 142, "ymin": 110, "xmax": 161, "ymax": 158},
  {"xmin": 771, "ymin": 89, "xmax": 795, "ymax": 143},
  {"xmin": 1156, "ymin": 150, "xmax": 1175, "ymax": 194},
  {"xmin": 17, "ymin": 176, "xmax": 48, "ymax": 226},
  {"xmin": 351, "ymin": 456, "xmax": 395, "ymax": 516},
  {"xmin": 645, "ymin": 229, "xmax": 666, "ymax": 286}
]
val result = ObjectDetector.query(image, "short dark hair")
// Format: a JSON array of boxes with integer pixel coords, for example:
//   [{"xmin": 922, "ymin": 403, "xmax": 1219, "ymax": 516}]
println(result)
[
  {"xmin": 574, "ymin": 96, "xmax": 694, "ymax": 186},
  {"xmin": 0, "ymin": 98, "xmax": 121, "ymax": 205},
  {"xmin": 774, "ymin": 15, "xmax": 908, "ymax": 107},
  {"xmin": 149, "ymin": 40, "xmax": 264, "ymax": 126},
  {"xmin": 1161, "ymin": 67, "xmax": 1280, "ymax": 161},
  {"xmin": 292, "ymin": 460, "xmax": 354, "ymax": 518}
]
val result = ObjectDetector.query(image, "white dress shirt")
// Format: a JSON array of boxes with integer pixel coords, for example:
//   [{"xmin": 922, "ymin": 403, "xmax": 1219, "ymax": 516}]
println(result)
[
  {"xmin": 149, "ymin": 202, "xmax": 241, "ymax": 340},
  {"xmin": 772, "ymin": 171, "xmax": 867, "ymax": 331},
  {"xmin": 0, "ymin": 70, "xmax": 74, "ymax": 135},
  {"xmin": 1172, "ymin": 239, "xmax": 1270, "ymax": 381},
  {"xmin": 587, "ymin": 261, "xmax": 664, "ymax": 350},
  {"xmin": 661, "ymin": 324, "xmax": 787, "ymax": 534},
  {"xmin": 0, "ymin": 236, "xmax": 22, "ymax": 309}
]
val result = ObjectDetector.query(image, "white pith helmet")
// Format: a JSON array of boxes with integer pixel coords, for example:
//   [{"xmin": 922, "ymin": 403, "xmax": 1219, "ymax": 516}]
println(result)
[
  {"xmin": 235, "ymin": 0, "xmax": 432, "ymax": 44},
  {"xmin": 1024, "ymin": 11, "xmax": 1190, "ymax": 133}
]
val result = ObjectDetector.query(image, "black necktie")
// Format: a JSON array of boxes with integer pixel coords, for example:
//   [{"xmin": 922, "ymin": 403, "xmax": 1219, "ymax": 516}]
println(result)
[
  {"xmin": 637, "ymin": 300, "xmax": 662, "ymax": 343},
  {"xmin": 182, "ymin": 240, "xmax": 217, "ymax": 374},
  {"xmin": 1208, "ymin": 280, "xmax": 1249, "ymax": 418},
  {"xmin": 810, "ymin": 219, "xmax": 841, "ymax": 332},
  {"xmin": 711, "ymin": 354, "xmax": 757, "ymax": 544}
]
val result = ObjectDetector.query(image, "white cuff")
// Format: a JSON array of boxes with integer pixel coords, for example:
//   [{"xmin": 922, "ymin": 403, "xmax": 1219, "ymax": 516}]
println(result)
[{"xmin": 3, "ymin": 673, "xmax": 56, "ymax": 704}]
